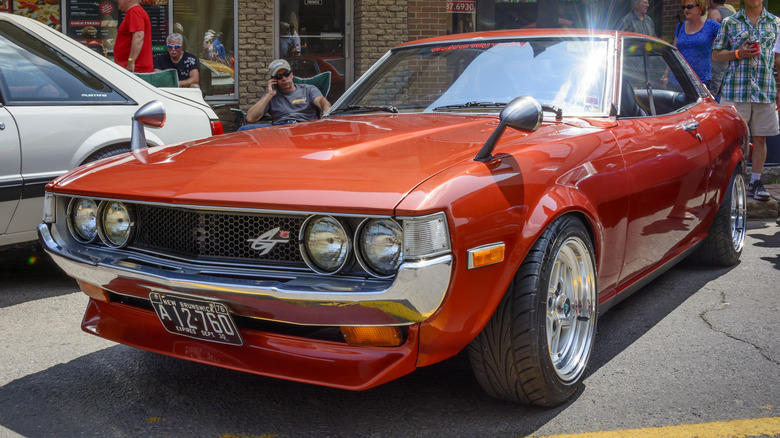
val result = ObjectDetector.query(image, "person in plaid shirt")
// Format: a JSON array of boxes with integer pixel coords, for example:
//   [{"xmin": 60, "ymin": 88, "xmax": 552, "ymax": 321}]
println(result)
[{"xmin": 712, "ymin": 0, "xmax": 779, "ymax": 201}]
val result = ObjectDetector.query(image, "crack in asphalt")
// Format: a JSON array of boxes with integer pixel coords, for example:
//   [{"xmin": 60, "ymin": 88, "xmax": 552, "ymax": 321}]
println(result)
[{"xmin": 699, "ymin": 289, "xmax": 780, "ymax": 366}]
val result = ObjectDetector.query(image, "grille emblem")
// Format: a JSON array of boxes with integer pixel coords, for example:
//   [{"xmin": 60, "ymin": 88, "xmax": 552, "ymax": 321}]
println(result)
[{"xmin": 247, "ymin": 227, "xmax": 290, "ymax": 255}]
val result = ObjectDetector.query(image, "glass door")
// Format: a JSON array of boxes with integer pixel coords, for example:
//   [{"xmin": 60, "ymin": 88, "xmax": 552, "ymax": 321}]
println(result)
[{"xmin": 276, "ymin": 0, "xmax": 352, "ymax": 102}]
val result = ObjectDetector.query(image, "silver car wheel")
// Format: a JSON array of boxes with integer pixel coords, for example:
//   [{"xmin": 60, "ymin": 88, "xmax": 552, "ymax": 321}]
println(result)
[
  {"xmin": 545, "ymin": 236, "xmax": 597, "ymax": 383},
  {"xmin": 730, "ymin": 173, "xmax": 747, "ymax": 253}
]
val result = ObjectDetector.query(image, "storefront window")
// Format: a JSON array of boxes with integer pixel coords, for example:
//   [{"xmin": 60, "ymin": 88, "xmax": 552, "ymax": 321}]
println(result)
[
  {"xmin": 476, "ymin": 0, "xmax": 621, "ymax": 32},
  {"xmin": 278, "ymin": 0, "xmax": 347, "ymax": 101},
  {"xmin": 65, "ymin": 0, "xmax": 169, "ymax": 58},
  {"xmin": 2, "ymin": 0, "xmax": 62, "ymax": 30},
  {"xmin": 447, "ymin": 0, "xmax": 475, "ymax": 34},
  {"xmin": 59, "ymin": 0, "xmax": 235, "ymax": 100},
  {"xmin": 173, "ymin": 0, "xmax": 235, "ymax": 99}
]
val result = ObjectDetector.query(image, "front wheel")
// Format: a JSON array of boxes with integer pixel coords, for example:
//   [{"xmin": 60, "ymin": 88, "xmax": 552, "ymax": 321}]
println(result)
[
  {"xmin": 468, "ymin": 215, "xmax": 598, "ymax": 406},
  {"xmin": 82, "ymin": 144, "xmax": 131, "ymax": 164}
]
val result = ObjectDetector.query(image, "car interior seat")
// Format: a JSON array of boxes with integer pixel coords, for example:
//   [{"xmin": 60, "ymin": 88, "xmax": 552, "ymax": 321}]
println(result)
[{"xmin": 619, "ymin": 78, "xmax": 648, "ymax": 118}]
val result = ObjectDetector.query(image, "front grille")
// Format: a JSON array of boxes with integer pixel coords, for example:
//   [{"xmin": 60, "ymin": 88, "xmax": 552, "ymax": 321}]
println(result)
[{"xmin": 132, "ymin": 205, "xmax": 305, "ymax": 266}]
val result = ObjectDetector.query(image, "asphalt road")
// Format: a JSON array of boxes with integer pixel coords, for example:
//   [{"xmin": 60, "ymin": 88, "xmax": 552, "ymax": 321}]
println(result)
[{"xmin": 1, "ymin": 220, "xmax": 778, "ymax": 438}]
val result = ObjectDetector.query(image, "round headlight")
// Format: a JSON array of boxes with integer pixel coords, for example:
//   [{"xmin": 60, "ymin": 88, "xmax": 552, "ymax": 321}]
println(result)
[
  {"xmin": 69, "ymin": 198, "xmax": 98, "ymax": 242},
  {"xmin": 301, "ymin": 216, "xmax": 350, "ymax": 274},
  {"xmin": 357, "ymin": 219, "xmax": 403, "ymax": 277},
  {"xmin": 99, "ymin": 201, "xmax": 133, "ymax": 247}
]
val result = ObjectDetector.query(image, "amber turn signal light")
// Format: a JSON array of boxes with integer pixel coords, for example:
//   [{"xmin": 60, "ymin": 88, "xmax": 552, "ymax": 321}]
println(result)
[
  {"xmin": 467, "ymin": 242, "xmax": 505, "ymax": 269},
  {"xmin": 77, "ymin": 280, "xmax": 109, "ymax": 302},
  {"xmin": 340, "ymin": 326, "xmax": 403, "ymax": 347}
]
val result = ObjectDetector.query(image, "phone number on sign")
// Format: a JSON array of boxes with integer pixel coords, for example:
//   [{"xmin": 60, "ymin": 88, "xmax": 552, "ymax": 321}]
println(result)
[{"xmin": 447, "ymin": 1, "xmax": 475, "ymax": 12}]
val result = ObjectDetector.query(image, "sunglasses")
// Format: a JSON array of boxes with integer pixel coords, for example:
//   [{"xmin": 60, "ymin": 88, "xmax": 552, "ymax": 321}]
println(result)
[
  {"xmin": 681, "ymin": 4, "xmax": 698, "ymax": 9},
  {"xmin": 167, "ymin": 44, "xmax": 181, "ymax": 49},
  {"xmin": 272, "ymin": 71, "xmax": 293, "ymax": 80}
]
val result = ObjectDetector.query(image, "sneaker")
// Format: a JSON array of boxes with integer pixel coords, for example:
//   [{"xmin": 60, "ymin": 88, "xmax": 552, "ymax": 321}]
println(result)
[{"xmin": 748, "ymin": 179, "xmax": 771, "ymax": 201}]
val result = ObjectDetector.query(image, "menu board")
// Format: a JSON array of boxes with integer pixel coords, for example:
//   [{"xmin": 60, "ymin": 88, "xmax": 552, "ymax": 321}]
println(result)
[
  {"xmin": 138, "ymin": 0, "xmax": 168, "ymax": 53},
  {"xmin": 7, "ymin": 0, "xmax": 62, "ymax": 30},
  {"xmin": 65, "ymin": 0, "xmax": 118, "ymax": 54},
  {"xmin": 65, "ymin": 0, "xmax": 168, "ymax": 55}
]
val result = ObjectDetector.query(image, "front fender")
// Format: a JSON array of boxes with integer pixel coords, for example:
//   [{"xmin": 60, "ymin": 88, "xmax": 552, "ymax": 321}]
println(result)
[{"xmin": 397, "ymin": 134, "xmax": 627, "ymax": 368}]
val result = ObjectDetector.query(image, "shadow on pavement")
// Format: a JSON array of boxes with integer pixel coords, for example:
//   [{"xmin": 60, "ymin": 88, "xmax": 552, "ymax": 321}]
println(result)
[{"xmin": 0, "ymin": 245, "xmax": 77, "ymax": 309}]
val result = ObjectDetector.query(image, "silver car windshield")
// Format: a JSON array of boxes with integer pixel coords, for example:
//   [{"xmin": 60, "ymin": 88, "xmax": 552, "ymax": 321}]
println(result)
[{"xmin": 334, "ymin": 37, "xmax": 611, "ymax": 117}]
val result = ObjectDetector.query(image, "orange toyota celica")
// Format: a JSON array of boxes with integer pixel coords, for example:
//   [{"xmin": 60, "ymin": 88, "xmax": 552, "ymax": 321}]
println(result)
[{"xmin": 38, "ymin": 29, "xmax": 748, "ymax": 406}]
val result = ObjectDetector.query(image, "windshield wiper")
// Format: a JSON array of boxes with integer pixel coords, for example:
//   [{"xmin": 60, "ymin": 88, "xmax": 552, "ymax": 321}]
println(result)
[
  {"xmin": 330, "ymin": 105, "xmax": 398, "ymax": 114},
  {"xmin": 432, "ymin": 101, "xmax": 508, "ymax": 111}
]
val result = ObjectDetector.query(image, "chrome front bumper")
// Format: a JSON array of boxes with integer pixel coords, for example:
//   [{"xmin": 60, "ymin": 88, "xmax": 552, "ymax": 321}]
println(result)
[{"xmin": 38, "ymin": 223, "xmax": 452, "ymax": 326}]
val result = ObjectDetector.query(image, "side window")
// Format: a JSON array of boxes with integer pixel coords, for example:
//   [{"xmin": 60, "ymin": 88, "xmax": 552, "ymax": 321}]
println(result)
[
  {"xmin": 0, "ymin": 22, "xmax": 127, "ymax": 106},
  {"xmin": 620, "ymin": 38, "xmax": 700, "ymax": 117}
]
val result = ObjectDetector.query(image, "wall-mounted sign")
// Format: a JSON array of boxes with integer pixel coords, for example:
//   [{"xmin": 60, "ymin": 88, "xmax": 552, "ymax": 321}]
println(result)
[
  {"xmin": 447, "ymin": 0, "xmax": 475, "ymax": 13},
  {"xmin": 304, "ymin": 0, "xmax": 322, "ymax": 5}
]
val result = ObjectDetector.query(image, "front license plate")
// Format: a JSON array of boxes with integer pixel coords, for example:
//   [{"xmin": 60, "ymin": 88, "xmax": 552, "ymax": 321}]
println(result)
[{"xmin": 149, "ymin": 292, "xmax": 243, "ymax": 346}]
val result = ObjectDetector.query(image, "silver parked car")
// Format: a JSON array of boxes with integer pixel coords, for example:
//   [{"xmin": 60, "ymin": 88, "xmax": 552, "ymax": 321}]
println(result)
[{"xmin": 0, "ymin": 13, "xmax": 224, "ymax": 251}]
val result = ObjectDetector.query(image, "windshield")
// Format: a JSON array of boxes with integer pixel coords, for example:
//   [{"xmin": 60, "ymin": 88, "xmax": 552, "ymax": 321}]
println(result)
[{"xmin": 334, "ymin": 37, "xmax": 611, "ymax": 117}]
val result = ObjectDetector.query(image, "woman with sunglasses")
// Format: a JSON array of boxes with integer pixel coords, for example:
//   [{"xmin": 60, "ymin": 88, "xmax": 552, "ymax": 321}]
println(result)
[
  {"xmin": 671, "ymin": 0, "xmax": 720, "ymax": 89},
  {"xmin": 153, "ymin": 33, "xmax": 200, "ymax": 88}
]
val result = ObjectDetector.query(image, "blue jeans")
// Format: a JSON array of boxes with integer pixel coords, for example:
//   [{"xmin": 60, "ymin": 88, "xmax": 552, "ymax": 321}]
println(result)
[{"xmin": 236, "ymin": 123, "xmax": 271, "ymax": 131}]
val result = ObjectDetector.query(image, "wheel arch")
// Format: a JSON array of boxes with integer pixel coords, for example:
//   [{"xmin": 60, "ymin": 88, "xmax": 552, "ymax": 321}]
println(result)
[
  {"xmin": 69, "ymin": 125, "xmax": 166, "ymax": 168},
  {"xmin": 416, "ymin": 182, "xmax": 605, "ymax": 368}
]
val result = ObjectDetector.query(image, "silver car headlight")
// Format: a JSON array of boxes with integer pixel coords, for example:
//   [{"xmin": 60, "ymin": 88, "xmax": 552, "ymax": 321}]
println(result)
[
  {"xmin": 98, "ymin": 201, "xmax": 134, "ymax": 247},
  {"xmin": 301, "ymin": 216, "xmax": 350, "ymax": 274},
  {"xmin": 356, "ymin": 218, "xmax": 403, "ymax": 277},
  {"xmin": 68, "ymin": 198, "xmax": 98, "ymax": 242}
]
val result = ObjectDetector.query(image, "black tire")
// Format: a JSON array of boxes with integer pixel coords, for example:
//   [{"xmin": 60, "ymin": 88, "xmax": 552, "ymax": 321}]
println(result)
[
  {"xmin": 82, "ymin": 144, "xmax": 131, "ymax": 164},
  {"xmin": 468, "ymin": 215, "xmax": 598, "ymax": 406},
  {"xmin": 690, "ymin": 169, "xmax": 746, "ymax": 266}
]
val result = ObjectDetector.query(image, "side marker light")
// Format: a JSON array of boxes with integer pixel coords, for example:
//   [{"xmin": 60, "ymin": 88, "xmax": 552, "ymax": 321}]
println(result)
[{"xmin": 467, "ymin": 242, "xmax": 505, "ymax": 269}]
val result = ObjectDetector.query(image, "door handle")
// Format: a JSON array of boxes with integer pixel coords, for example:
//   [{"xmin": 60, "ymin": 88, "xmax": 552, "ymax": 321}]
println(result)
[{"xmin": 683, "ymin": 122, "xmax": 700, "ymax": 132}]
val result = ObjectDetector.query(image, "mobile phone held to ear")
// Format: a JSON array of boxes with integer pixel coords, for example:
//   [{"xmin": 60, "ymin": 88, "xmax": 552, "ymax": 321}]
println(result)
[{"xmin": 272, "ymin": 82, "xmax": 279, "ymax": 91}]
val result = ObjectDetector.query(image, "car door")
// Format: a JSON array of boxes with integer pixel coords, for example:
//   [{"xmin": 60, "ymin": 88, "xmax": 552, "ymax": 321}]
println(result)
[
  {"xmin": 0, "ymin": 106, "xmax": 21, "ymax": 238},
  {"xmin": 616, "ymin": 38, "xmax": 711, "ymax": 283}
]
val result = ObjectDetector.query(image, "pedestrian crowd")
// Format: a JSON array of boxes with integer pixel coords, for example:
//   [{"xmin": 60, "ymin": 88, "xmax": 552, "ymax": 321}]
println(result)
[{"xmin": 617, "ymin": 0, "xmax": 777, "ymax": 201}]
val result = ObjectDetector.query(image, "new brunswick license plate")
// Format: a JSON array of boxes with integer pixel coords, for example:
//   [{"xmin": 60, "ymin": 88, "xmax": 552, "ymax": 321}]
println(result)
[{"xmin": 149, "ymin": 292, "xmax": 243, "ymax": 346}]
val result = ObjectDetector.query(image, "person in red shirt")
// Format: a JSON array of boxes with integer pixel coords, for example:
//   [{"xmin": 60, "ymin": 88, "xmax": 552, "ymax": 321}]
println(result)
[{"xmin": 114, "ymin": 0, "xmax": 153, "ymax": 73}]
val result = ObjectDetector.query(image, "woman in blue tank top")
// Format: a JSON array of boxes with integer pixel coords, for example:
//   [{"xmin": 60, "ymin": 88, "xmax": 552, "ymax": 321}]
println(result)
[{"xmin": 674, "ymin": 0, "xmax": 720, "ymax": 87}]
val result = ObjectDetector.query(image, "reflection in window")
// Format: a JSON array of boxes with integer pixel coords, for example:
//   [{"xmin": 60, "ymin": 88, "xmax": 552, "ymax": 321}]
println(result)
[
  {"xmin": 173, "ymin": 0, "xmax": 235, "ymax": 99},
  {"xmin": 342, "ymin": 38, "xmax": 609, "ymax": 117},
  {"xmin": 0, "ymin": 22, "xmax": 125, "ymax": 105}
]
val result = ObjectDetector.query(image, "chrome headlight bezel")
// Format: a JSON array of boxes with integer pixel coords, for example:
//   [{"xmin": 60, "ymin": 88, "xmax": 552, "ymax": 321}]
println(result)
[
  {"xmin": 355, "ymin": 218, "xmax": 403, "ymax": 278},
  {"xmin": 97, "ymin": 200, "xmax": 135, "ymax": 248},
  {"xmin": 300, "ymin": 215, "xmax": 352, "ymax": 275},
  {"xmin": 67, "ymin": 197, "xmax": 99, "ymax": 243}
]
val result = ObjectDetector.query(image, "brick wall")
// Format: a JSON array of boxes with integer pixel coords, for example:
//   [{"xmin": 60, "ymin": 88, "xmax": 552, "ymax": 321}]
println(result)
[
  {"xmin": 408, "ymin": 0, "xmax": 448, "ymax": 41},
  {"xmin": 354, "ymin": 0, "xmax": 408, "ymax": 77},
  {"xmin": 236, "ymin": 0, "xmax": 274, "ymax": 108}
]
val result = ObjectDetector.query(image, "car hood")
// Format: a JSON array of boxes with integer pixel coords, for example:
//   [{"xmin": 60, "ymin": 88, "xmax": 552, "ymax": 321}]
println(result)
[{"xmin": 50, "ymin": 115, "xmax": 578, "ymax": 214}]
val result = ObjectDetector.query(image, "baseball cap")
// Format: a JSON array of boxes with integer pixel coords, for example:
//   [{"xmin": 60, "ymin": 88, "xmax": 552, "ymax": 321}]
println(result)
[{"xmin": 269, "ymin": 59, "xmax": 292, "ymax": 77}]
